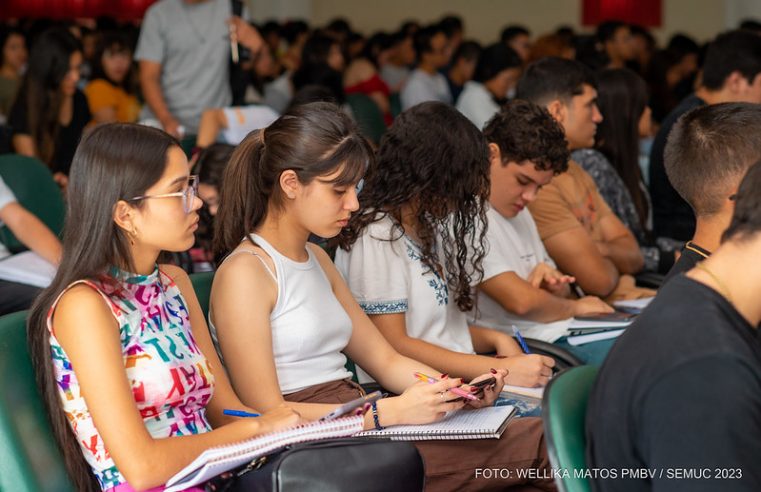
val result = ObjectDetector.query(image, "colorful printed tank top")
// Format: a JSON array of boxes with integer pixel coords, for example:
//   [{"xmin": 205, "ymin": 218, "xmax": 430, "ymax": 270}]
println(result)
[{"xmin": 47, "ymin": 267, "xmax": 216, "ymax": 490}]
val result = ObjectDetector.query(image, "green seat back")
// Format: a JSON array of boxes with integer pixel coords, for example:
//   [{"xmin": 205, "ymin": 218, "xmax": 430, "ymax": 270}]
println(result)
[
  {"xmin": 389, "ymin": 92, "xmax": 402, "ymax": 118},
  {"xmin": 189, "ymin": 271, "xmax": 214, "ymax": 318},
  {"xmin": 0, "ymin": 311, "xmax": 73, "ymax": 491},
  {"xmin": 346, "ymin": 93, "xmax": 386, "ymax": 144},
  {"xmin": 0, "ymin": 155, "xmax": 65, "ymax": 253},
  {"xmin": 179, "ymin": 135, "xmax": 198, "ymax": 159},
  {"xmin": 542, "ymin": 365, "xmax": 598, "ymax": 492}
]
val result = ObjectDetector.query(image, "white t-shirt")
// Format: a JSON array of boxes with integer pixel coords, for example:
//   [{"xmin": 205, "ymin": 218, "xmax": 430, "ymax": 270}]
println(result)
[
  {"xmin": 456, "ymin": 81, "xmax": 499, "ymax": 130},
  {"xmin": 400, "ymin": 68, "xmax": 452, "ymax": 110},
  {"xmin": 335, "ymin": 215, "xmax": 475, "ymax": 381},
  {"xmin": 0, "ymin": 177, "xmax": 18, "ymax": 259},
  {"xmin": 220, "ymin": 105, "xmax": 279, "ymax": 145},
  {"xmin": 472, "ymin": 206, "xmax": 571, "ymax": 342},
  {"xmin": 263, "ymin": 71, "xmax": 293, "ymax": 114},
  {"xmin": 380, "ymin": 64, "xmax": 410, "ymax": 92}
]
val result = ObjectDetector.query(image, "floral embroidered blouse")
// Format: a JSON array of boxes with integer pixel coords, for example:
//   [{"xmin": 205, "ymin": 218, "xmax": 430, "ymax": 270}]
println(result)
[{"xmin": 335, "ymin": 214, "xmax": 475, "ymax": 360}]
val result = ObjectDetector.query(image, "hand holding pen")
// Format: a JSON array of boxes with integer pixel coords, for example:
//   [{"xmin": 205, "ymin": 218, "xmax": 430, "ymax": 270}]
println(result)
[
  {"xmin": 388, "ymin": 375, "xmax": 468, "ymax": 425},
  {"xmin": 224, "ymin": 405, "xmax": 301, "ymax": 435},
  {"xmin": 413, "ymin": 372, "xmax": 479, "ymax": 401},
  {"xmin": 226, "ymin": 16, "xmax": 263, "ymax": 59}
]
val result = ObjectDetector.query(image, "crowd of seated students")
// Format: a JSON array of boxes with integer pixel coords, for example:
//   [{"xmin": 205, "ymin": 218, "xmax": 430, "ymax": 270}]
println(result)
[{"xmin": 2, "ymin": 6, "xmax": 761, "ymax": 490}]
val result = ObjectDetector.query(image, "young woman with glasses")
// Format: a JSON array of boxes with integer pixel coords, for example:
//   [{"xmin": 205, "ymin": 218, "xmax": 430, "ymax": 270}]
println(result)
[{"xmin": 27, "ymin": 123, "xmax": 299, "ymax": 492}]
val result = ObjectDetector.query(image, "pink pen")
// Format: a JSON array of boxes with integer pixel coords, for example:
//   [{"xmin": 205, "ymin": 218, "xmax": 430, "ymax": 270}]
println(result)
[{"xmin": 413, "ymin": 372, "xmax": 479, "ymax": 401}]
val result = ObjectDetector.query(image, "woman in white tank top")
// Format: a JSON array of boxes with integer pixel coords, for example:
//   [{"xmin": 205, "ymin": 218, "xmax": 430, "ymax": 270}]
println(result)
[{"xmin": 210, "ymin": 103, "xmax": 556, "ymax": 491}]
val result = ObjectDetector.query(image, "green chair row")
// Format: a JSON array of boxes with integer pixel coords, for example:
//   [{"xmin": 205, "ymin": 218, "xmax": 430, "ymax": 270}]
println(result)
[{"xmin": 0, "ymin": 310, "xmax": 73, "ymax": 491}]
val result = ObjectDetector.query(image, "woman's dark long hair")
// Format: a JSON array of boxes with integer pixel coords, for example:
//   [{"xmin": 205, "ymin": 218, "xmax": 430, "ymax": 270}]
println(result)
[
  {"xmin": 27, "ymin": 123, "xmax": 178, "ymax": 491},
  {"xmin": 90, "ymin": 30, "xmax": 134, "ymax": 93},
  {"xmin": 194, "ymin": 143, "xmax": 234, "ymax": 257},
  {"xmin": 595, "ymin": 68, "xmax": 650, "ymax": 231},
  {"xmin": 12, "ymin": 28, "xmax": 81, "ymax": 166},
  {"xmin": 339, "ymin": 101, "xmax": 490, "ymax": 312},
  {"xmin": 292, "ymin": 33, "xmax": 345, "ymax": 103},
  {"xmin": 213, "ymin": 102, "xmax": 372, "ymax": 258}
]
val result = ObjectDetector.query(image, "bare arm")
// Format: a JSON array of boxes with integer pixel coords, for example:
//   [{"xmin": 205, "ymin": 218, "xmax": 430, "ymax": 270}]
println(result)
[
  {"xmin": 468, "ymin": 325, "xmax": 522, "ymax": 355},
  {"xmin": 53, "ymin": 282, "xmax": 298, "ymax": 490},
  {"xmin": 543, "ymin": 225, "xmax": 620, "ymax": 297},
  {"xmin": 368, "ymin": 311, "xmax": 554, "ymax": 387},
  {"xmin": 195, "ymin": 109, "xmax": 228, "ymax": 148},
  {"xmin": 596, "ymin": 213, "xmax": 645, "ymax": 274},
  {"xmin": 91, "ymin": 107, "xmax": 118, "ymax": 125},
  {"xmin": 11, "ymin": 134, "xmax": 36, "ymax": 158},
  {"xmin": 0, "ymin": 202, "xmax": 62, "ymax": 265},
  {"xmin": 479, "ymin": 270, "xmax": 611, "ymax": 322},
  {"xmin": 139, "ymin": 60, "xmax": 180, "ymax": 137}
]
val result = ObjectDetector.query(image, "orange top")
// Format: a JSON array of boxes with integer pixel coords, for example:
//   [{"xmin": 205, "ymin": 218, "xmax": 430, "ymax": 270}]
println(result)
[{"xmin": 84, "ymin": 79, "xmax": 140, "ymax": 123}]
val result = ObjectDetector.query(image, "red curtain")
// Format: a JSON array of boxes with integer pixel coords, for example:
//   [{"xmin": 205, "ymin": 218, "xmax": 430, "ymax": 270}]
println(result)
[
  {"xmin": 0, "ymin": 0, "xmax": 158, "ymax": 20},
  {"xmin": 582, "ymin": 0, "xmax": 662, "ymax": 27}
]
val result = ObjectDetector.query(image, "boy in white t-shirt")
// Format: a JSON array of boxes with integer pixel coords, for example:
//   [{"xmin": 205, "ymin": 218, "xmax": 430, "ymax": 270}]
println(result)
[{"xmin": 473, "ymin": 100, "xmax": 612, "ymax": 345}]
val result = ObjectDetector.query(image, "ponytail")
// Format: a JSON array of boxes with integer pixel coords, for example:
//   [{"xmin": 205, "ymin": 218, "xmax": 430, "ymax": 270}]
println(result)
[{"xmin": 213, "ymin": 130, "xmax": 270, "ymax": 259}]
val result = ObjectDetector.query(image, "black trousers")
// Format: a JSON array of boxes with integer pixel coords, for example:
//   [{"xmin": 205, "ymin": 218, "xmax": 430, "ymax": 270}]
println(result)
[{"xmin": 0, "ymin": 279, "xmax": 41, "ymax": 315}]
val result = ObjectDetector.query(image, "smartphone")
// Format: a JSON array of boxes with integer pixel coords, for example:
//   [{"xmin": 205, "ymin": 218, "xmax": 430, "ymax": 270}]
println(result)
[
  {"xmin": 470, "ymin": 377, "xmax": 497, "ymax": 389},
  {"xmin": 318, "ymin": 391, "xmax": 384, "ymax": 421},
  {"xmin": 446, "ymin": 377, "xmax": 498, "ymax": 402}
]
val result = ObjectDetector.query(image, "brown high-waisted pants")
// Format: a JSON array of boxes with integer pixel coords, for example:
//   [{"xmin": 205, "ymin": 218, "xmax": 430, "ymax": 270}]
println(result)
[{"xmin": 285, "ymin": 380, "xmax": 557, "ymax": 492}]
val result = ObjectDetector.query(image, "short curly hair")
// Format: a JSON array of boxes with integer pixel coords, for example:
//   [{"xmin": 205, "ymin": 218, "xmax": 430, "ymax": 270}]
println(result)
[{"xmin": 483, "ymin": 99, "xmax": 569, "ymax": 174}]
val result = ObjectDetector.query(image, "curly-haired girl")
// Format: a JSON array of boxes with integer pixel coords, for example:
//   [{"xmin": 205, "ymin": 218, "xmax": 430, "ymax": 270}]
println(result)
[{"xmin": 337, "ymin": 101, "xmax": 555, "ymax": 387}]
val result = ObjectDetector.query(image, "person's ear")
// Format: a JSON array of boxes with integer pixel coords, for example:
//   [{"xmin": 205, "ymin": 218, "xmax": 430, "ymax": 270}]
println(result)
[
  {"xmin": 279, "ymin": 169, "xmax": 300, "ymax": 200},
  {"xmin": 546, "ymin": 99, "xmax": 566, "ymax": 124},
  {"xmin": 113, "ymin": 200, "xmax": 136, "ymax": 234},
  {"xmin": 488, "ymin": 142, "xmax": 503, "ymax": 167},
  {"xmin": 724, "ymin": 71, "xmax": 746, "ymax": 95}
]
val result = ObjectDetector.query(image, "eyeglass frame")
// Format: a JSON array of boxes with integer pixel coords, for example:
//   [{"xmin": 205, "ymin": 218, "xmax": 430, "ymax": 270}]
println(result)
[{"xmin": 127, "ymin": 175, "xmax": 199, "ymax": 214}]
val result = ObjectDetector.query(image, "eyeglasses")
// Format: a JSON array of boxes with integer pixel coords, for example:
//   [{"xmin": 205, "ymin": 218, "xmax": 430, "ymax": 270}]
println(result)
[{"xmin": 128, "ymin": 175, "xmax": 199, "ymax": 214}]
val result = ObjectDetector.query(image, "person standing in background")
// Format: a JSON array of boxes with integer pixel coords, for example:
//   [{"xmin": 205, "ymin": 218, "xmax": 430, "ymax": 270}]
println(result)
[{"xmin": 135, "ymin": 0, "xmax": 264, "ymax": 137}]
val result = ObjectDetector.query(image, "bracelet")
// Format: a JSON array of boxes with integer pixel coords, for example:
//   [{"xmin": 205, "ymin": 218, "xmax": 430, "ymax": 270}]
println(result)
[{"xmin": 371, "ymin": 401, "xmax": 384, "ymax": 430}]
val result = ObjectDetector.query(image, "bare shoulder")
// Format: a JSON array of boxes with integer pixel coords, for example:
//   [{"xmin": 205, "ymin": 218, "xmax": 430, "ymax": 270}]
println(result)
[
  {"xmin": 307, "ymin": 242, "xmax": 333, "ymax": 265},
  {"xmin": 53, "ymin": 283, "xmax": 116, "ymax": 340},
  {"xmin": 215, "ymin": 244, "xmax": 277, "ymax": 289},
  {"xmin": 160, "ymin": 263, "xmax": 190, "ymax": 284}
]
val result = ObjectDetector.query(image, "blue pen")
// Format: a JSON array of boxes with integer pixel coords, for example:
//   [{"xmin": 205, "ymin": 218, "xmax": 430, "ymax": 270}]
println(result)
[
  {"xmin": 511, "ymin": 325, "xmax": 532, "ymax": 354},
  {"xmin": 223, "ymin": 409, "xmax": 261, "ymax": 418}
]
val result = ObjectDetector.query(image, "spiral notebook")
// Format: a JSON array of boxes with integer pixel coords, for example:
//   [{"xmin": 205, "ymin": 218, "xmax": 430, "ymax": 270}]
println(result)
[
  {"xmin": 164, "ymin": 415, "xmax": 365, "ymax": 492},
  {"xmin": 354, "ymin": 405, "xmax": 516, "ymax": 441}
]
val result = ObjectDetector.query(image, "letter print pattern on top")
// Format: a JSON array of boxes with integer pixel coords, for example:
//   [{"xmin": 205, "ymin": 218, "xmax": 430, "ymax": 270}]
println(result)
[{"xmin": 47, "ymin": 267, "xmax": 215, "ymax": 490}]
